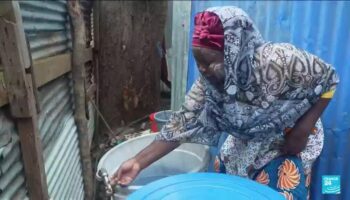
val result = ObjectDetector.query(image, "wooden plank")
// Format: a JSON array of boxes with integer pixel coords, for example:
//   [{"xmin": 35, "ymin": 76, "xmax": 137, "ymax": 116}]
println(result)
[
  {"xmin": 86, "ymin": 83, "xmax": 96, "ymax": 101},
  {"xmin": 0, "ymin": 1, "xmax": 17, "ymax": 23},
  {"xmin": 16, "ymin": 80, "xmax": 48, "ymax": 200},
  {"xmin": 17, "ymin": 118, "xmax": 47, "ymax": 200},
  {"xmin": 0, "ymin": 17, "xmax": 33, "ymax": 117},
  {"xmin": 82, "ymin": 47, "xmax": 92, "ymax": 63},
  {"xmin": 0, "ymin": 1, "xmax": 30, "ymax": 68},
  {"xmin": 34, "ymin": 53, "xmax": 72, "ymax": 87},
  {"xmin": 68, "ymin": 1, "xmax": 94, "ymax": 199},
  {"xmin": 0, "ymin": 2, "xmax": 49, "ymax": 200},
  {"xmin": 0, "ymin": 72, "xmax": 8, "ymax": 106},
  {"xmin": 0, "ymin": 53, "xmax": 72, "ymax": 107}
]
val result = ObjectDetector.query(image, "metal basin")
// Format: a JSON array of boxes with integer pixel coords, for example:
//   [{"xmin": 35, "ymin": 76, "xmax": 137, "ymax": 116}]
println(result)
[{"xmin": 97, "ymin": 134, "xmax": 210, "ymax": 199}]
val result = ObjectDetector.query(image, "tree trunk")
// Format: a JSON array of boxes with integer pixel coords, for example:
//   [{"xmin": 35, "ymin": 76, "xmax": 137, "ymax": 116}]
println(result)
[{"xmin": 98, "ymin": 1, "xmax": 167, "ymax": 132}]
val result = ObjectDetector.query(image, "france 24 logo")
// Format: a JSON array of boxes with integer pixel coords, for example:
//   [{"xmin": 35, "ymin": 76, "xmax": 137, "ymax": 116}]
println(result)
[{"xmin": 322, "ymin": 175, "xmax": 340, "ymax": 194}]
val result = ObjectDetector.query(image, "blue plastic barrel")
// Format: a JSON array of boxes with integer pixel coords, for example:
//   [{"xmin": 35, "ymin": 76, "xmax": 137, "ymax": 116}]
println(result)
[{"xmin": 128, "ymin": 173, "xmax": 284, "ymax": 200}]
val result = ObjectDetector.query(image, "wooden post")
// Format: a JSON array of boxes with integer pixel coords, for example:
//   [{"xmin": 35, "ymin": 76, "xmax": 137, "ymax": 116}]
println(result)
[
  {"xmin": 0, "ymin": 1, "xmax": 49, "ymax": 200},
  {"xmin": 92, "ymin": 0, "xmax": 100, "ymax": 147},
  {"xmin": 68, "ymin": 1, "xmax": 94, "ymax": 200}
]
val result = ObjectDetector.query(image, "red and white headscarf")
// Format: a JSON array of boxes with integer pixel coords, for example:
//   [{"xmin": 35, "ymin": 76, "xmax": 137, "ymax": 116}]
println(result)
[{"xmin": 192, "ymin": 11, "xmax": 224, "ymax": 51}]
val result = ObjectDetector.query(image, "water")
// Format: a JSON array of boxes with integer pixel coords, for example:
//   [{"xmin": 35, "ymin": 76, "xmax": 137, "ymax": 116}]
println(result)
[
  {"xmin": 114, "ymin": 176, "xmax": 172, "ymax": 199},
  {"xmin": 133, "ymin": 176, "xmax": 169, "ymax": 185}
]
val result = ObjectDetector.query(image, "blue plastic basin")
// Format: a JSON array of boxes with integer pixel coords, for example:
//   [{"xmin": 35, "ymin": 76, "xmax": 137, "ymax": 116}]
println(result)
[{"xmin": 128, "ymin": 173, "xmax": 284, "ymax": 200}]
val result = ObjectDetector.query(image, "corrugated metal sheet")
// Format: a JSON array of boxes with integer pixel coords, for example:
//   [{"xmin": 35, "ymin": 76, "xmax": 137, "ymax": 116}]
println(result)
[
  {"xmin": 38, "ymin": 75, "xmax": 84, "ymax": 200},
  {"xmin": 18, "ymin": 0, "xmax": 87, "ymax": 198},
  {"xmin": 1, "ymin": 1, "xmax": 88, "ymax": 199},
  {"xmin": 168, "ymin": 1, "xmax": 191, "ymax": 110},
  {"xmin": 19, "ymin": 0, "xmax": 71, "ymax": 60},
  {"xmin": 0, "ymin": 108, "xmax": 28, "ymax": 199},
  {"xmin": 187, "ymin": 1, "xmax": 350, "ymax": 200}
]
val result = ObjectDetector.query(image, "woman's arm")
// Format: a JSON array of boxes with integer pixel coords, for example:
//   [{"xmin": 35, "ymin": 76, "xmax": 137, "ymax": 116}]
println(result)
[
  {"xmin": 110, "ymin": 78, "xmax": 206, "ymax": 186},
  {"xmin": 109, "ymin": 140, "xmax": 179, "ymax": 186},
  {"xmin": 282, "ymin": 97, "xmax": 331, "ymax": 155},
  {"xmin": 135, "ymin": 140, "xmax": 180, "ymax": 170}
]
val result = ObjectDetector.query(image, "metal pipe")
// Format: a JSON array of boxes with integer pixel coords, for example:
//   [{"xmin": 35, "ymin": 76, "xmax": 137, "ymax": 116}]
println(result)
[{"xmin": 97, "ymin": 168, "xmax": 113, "ymax": 196}]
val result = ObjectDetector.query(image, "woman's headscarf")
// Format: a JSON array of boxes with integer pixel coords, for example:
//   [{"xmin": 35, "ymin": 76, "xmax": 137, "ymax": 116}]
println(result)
[{"xmin": 157, "ymin": 6, "xmax": 339, "ymax": 144}]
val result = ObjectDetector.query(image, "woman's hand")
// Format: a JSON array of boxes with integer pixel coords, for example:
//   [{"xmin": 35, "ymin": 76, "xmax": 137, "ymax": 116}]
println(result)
[
  {"xmin": 109, "ymin": 140, "xmax": 180, "ymax": 186},
  {"xmin": 110, "ymin": 158, "xmax": 141, "ymax": 186}
]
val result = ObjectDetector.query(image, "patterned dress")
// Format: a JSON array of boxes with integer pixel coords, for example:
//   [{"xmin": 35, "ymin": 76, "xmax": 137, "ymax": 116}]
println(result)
[{"xmin": 156, "ymin": 6, "xmax": 339, "ymax": 200}]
